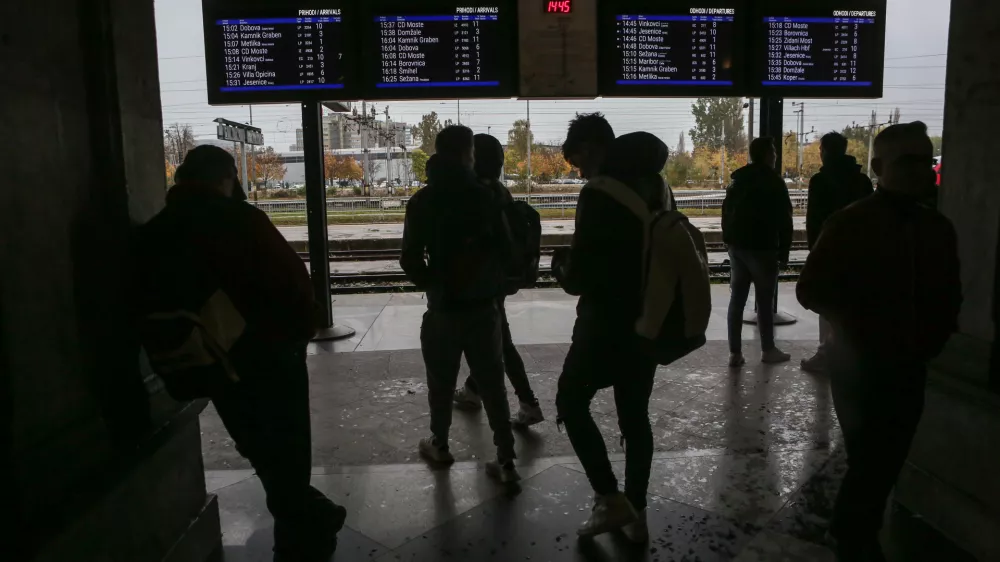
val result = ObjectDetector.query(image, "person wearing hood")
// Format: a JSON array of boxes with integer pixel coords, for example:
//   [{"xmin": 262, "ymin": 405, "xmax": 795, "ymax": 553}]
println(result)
[
  {"xmin": 802, "ymin": 132, "xmax": 875, "ymax": 372},
  {"xmin": 552, "ymin": 132, "xmax": 667, "ymax": 542},
  {"xmin": 132, "ymin": 145, "xmax": 347, "ymax": 561},
  {"xmin": 796, "ymin": 121, "xmax": 960, "ymax": 562},
  {"xmin": 399, "ymin": 125, "xmax": 520, "ymax": 483},
  {"xmin": 721, "ymin": 136, "xmax": 794, "ymax": 367},
  {"xmin": 452, "ymin": 134, "xmax": 545, "ymax": 427}
]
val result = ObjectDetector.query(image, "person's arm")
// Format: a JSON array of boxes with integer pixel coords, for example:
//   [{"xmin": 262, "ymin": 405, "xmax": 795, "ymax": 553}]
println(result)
[
  {"xmin": 776, "ymin": 181, "xmax": 794, "ymax": 263},
  {"xmin": 796, "ymin": 215, "xmax": 850, "ymax": 319},
  {"xmin": 560, "ymin": 188, "xmax": 614, "ymax": 296},
  {"xmin": 806, "ymin": 176, "xmax": 822, "ymax": 250},
  {"xmin": 399, "ymin": 192, "xmax": 431, "ymax": 289},
  {"xmin": 923, "ymin": 218, "xmax": 963, "ymax": 356}
]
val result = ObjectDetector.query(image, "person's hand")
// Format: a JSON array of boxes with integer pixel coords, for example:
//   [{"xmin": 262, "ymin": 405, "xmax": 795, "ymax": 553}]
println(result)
[{"xmin": 551, "ymin": 247, "xmax": 570, "ymax": 278}]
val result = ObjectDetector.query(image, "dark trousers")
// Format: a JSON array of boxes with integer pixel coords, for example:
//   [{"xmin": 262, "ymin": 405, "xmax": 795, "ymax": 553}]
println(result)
[
  {"xmin": 213, "ymin": 344, "xmax": 341, "ymax": 555},
  {"xmin": 556, "ymin": 336, "xmax": 657, "ymax": 511},
  {"xmin": 464, "ymin": 297, "xmax": 536, "ymax": 404},
  {"xmin": 829, "ymin": 350, "xmax": 926, "ymax": 545},
  {"xmin": 728, "ymin": 247, "xmax": 779, "ymax": 353},
  {"xmin": 421, "ymin": 304, "xmax": 516, "ymax": 461}
]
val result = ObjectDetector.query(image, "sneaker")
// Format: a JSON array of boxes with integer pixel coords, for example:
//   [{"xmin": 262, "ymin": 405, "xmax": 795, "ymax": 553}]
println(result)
[
  {"xmin": 729, "ymin": 352, "xmax": 746, "ymax": 367},
  {"xmin": 485, "ymin": 459, "xmax": 521, "ymax": 484},
  {"xmin": 453, "ymin": 385, "xmax": 483, "ymax": 410},
  {"xmin": 761, "ymin": 348, "xmax": 792, "ymax": 364},
  {"xmin": 577, "ymin": 493, "xmax": 638, "ymax": 537},
  {"xmin": 511, "ymin": 400, "xmax": 545, "ymax": 427},
  {"xmin": 419, "ymin": 436, "xmax": 455, "ymax": 465},
  {"xmin": 620, "ymin": 508, "xmax": 649, "ymax": 543},
  {"xmin": 801, "ymin": 353, "xmax": 827, "ymax": 373}
]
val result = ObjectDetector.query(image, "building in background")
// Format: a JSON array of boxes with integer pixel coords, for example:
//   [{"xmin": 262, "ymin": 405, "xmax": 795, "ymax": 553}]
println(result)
[
  {"xmin": 276, "ymin": 148, "xmax": 415, "ymax": 186},
  {"xmin": 288, "ymin": 114, "xmax": 410, "ymax": 151}
]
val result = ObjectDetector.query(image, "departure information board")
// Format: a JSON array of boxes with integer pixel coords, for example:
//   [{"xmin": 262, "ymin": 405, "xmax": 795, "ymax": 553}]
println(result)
[
  {"xmin": 752, "ymin": 1, "xmax": 886, "ymax": 97},
  {"xmin": 364, "ymin": 2, "xmax": 515, "ymax": 99},
  {"xmin": 203, "ymin": 3, "xmax": 359, "ymax": 104},
  {"xmin": 598, "ymin": 2, "xmax": 746, "ymax": 97}
]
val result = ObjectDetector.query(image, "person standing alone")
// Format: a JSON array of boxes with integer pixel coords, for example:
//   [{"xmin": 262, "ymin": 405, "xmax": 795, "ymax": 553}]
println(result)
[
  {"xmin": 801, "ymin": 132, "xmax": 874, "ymax": 373},
  {"xmin": 722, "ymin": 137, "xmax": 794, "ymax": 366}
]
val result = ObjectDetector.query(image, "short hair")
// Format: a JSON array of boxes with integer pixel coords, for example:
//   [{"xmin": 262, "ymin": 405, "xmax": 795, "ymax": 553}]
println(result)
[
  {"xmin": 749, "ymin": 137, "xmax": 774, "ymax": 164},
  {"xmin": 473, "ymin": 134, "xmax": 504, "ymax": 179},
  {"xmin": 820, "ymin": 132, "xmax": 848, "ymax": 156},
  {"xmin": 435, "ymin": 125, "xmax": 475, "ymax": 160},
  {"xmin": 874, "ymin": 121, "xmax": 931, "ymax": 154},
  {"xmin": 175, "ymin": 145, "xmax": 237, "ymax": 185},
  {"xmin": 562, "ymin": 112, "xmax": 616, "ymax": 159}
]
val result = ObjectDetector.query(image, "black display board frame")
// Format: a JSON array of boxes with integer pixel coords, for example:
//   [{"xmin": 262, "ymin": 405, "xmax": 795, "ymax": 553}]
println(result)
[
  {"xmin": 747, "ymin": 0, "xmax": 888, "ymax": 99},
  {"xmin": 358, "ymin": 0, "xmax": 520, "ymax": 101},
  {"xmin": 596, "ymin": 0, "xmax": 750, "ymax": 98}
]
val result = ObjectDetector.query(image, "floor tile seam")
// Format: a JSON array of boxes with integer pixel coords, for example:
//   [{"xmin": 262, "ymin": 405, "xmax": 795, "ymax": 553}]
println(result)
[
  {"xmin": 353, "ymin": 304, "xmax": 389, "ymax": 351},
  {"xmin": 204, "ymin": 471, "xmax": 258, "ymax": 492}
]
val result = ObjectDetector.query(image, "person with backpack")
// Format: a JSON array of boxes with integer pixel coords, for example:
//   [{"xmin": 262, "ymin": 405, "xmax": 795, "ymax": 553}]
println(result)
[
  {"xmin": 797, "ymin": 122, "xmax": 961, "ymax": 562},
  {"xmin": 399, "ymin": 125, "xmax": 520, "ymax": 483},
  {"xmin": 132, "ymin": 146, "xmax": 346, "ymax": 562},
  {"xmin": 452, "ymin": 134, "xmax": 544, "ymax": 427},
  {"xmin": 553, "ymin": 132, "xmax": 711, "ymax": 542},
  {"xmin": 722, "ymin": 136, "xmax": 794, "ymax": 367},
  {"xmin": 801, "ymin": 132, "xmax": 875, "ymax": 373}
]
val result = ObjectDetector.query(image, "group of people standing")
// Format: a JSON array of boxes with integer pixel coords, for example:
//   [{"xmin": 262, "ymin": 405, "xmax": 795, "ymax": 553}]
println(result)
[{"xmin": 133, "ymin": 111, "xmax": 960, "ymax": 562}]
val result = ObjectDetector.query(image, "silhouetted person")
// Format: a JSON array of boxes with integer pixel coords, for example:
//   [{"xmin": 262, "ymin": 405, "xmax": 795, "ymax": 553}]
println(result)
[
  {"xmin": 553, "ymin": 132, "xmax": 668, "ymax": 542},
  {"xmin": 797, "ymin": 122, "xmax": 961, "ymax": 562},
  {"xmin": 453, "ymin": 134, "xmax": 544, "ymax": 427},
  {"xmin": 132, "ymin": 146, "xmax": 345, "ymax": 561},
  {"xmin": 561, "ymin": 112, "xmax": 617, "ymax": 180},
  {"xmin": 801, "ymin": 132, "xmax": 874, "ymax": 373},
  {"xmin": 722, "ymin": 136, "xmax": 794, "ymax": 367},
  {"xmin": 400, "ymin": 125, "xmax": 519, "ymax": 483}
]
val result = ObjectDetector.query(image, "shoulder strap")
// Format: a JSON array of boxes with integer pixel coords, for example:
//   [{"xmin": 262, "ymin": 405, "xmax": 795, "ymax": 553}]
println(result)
[{"xmin": 588, "ymin": 177, "xmax": 653, "ymax": 222}]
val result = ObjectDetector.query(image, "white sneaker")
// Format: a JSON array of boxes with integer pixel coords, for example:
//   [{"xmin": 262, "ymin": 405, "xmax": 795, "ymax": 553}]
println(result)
[
  {"xmin": 485, "ymin": 459, "xmax": 521, "ymax": 484},
  {"xmin": 418, "ymin": 436, "xmax": 455, "ymax": 465},
  {"xmin": 577, "ymin": 493, "xmax": 638, "ymax": 537},
  {"xmin": 621, "ymin": 508, "xmax": 649, "ymax": 543},
  {"xmin": 511, "ymin": 401, "xmax": 545, "ymax": 427},
  {"xmin": 729, "ymin": 352, "xmax": 746, "ymax": 367},
  {"xmin": 800, "ymin": 354, "xmax": 827, "ymax": 373},
  {"xmin": 762, "ymin": 348, "xmax": 792, "ymax": 364},
  {"xmin": 453, "ymin": 385, "xmax": 483, "ymax": 410}
]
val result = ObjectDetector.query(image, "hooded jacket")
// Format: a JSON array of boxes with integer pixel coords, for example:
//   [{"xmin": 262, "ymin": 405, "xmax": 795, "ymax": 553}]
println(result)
[
  {"xmin": 722, "ymin": 163, "xmax": 794, "ymax": 260},
  {"xmin": 806, "ymin": 155, "xmax": 874, "ymax": 249},
  {"xmin": 399, "ymin": 155, "xmax": 509, "ymax": 310}
]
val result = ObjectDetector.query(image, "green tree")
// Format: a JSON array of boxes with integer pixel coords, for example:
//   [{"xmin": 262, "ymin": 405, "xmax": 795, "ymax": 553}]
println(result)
[
  {"xmin": 664, "ymin": 151, "xmax": 694, "ymax": 186},
  {"xmin": 676, "ymin": 131, "xmax": 687, "ymax": 155},
  {"xmin": 689, "ymin": 98, "xmax": 748, "ymax": 153},
  {"xmin": 410, "ymin": 148, "xmax": 429, "ymax": 182},
  {"xmin": 505, "ymin": 119, "xmax": 534, "ymax": 175},
  {"xmin": 930, "ymin": 135, "xmax": 943, "ymax": 157},
  {"xmin": 410, "ymin": 112, "xmax": 443, "ymax": 154},
  {"xmin": 841, "ymin": 123, "xmax": 869, "ymax": 144}
]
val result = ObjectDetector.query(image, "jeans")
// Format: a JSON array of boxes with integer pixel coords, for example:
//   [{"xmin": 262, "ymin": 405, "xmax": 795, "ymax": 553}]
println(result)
[
  {"xmin": 421, "ymin": 303, "xmax": 516, "ymax": 461},
  {"xmin": 463, "ymin": 297, "xmax": 537, "ymax": 404},
  {"xmin": 727, "ymin": 247, "xmax": 780, "ymax": 353},
  {"xmin": 556, "ymin": 336, "xmax": 657, "ymax": 511},
  {"xmin": 213, "ymin": 344, "xmax": 341, "ymax": 556},
  {"xmin": 828, "ymin": 347, "xmax": 926, "ymax": 546}
]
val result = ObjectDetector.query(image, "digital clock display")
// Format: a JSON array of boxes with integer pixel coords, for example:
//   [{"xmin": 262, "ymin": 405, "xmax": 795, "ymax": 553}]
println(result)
[{"xmin": 546, "ymin": 0, "xmax": 572, "ymax": 13}]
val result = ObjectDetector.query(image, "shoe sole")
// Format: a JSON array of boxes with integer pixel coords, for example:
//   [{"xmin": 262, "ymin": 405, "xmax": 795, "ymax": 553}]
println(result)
[
  {"xmin": 577, "ymin": 514, "xmax": 638, "ymax": 538},
  {"xmin": 419, "ymin": 446, "xmax": 455, "ymax": 465},
  {"xmin": 512, "ymin": 416, "xmax": 545, "ymax": 427}
]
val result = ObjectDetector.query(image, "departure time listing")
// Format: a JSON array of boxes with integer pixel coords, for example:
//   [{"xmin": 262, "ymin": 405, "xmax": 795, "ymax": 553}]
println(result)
[
  {"xmin": 374, "ymin": 6, "xmax": 502, "ymax": 88},
  {"xmin": 215, "ymin": 9, "xmax": 345, "ymax": 92},
  {"xmin": 616, "ymin": 8, "xmax": 736, "ymax": 87},
  {"xmin": 762, "ymin": 10, "xmax": 879, "ymax": 86}
]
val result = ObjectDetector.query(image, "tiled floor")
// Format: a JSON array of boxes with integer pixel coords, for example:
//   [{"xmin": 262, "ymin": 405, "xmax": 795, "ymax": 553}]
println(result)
[{"xmin": 203, "ymin": 285, "xmax": 974, "ymax": 561}]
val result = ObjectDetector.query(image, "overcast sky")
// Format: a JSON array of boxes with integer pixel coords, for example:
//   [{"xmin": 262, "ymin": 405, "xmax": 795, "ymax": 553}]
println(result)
[{"xmin": 155, "ymin": 0, "xmax": 950, "ymax": 151}]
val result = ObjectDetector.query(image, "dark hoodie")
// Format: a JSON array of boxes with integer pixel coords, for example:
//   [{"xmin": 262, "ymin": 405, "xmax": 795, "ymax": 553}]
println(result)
[
  {"xmin": 400, "ymin": 154, "xmax": 509, "ymax": 310},
  {"xmin": 806, "ymin": 155, "xmax": 875, "ymax": 248},
  {"xmin": 722, "ymin": 163, "xmax": 793, "ymax": 261},
  {"xmin": 557, "ymin": 132, "xmax": 668, "ymax": 341}
]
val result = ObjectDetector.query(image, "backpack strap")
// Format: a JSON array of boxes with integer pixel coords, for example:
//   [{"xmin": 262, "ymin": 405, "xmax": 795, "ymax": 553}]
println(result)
[{"xmin": 589, "ymin": 177, "xmax": 653, "ymax": 222}]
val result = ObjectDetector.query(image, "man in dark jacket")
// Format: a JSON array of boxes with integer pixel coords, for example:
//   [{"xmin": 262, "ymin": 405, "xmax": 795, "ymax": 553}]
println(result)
[
  {"xmin": 802, "ymin": 133, "xmax": 875, "ymax": 373},
  {"xmin": 722, "ymin": 137, "xmax": 794, "ymax": 367},
  {"xmin": 399, "ymin": 125, "xmax": 519, "ymax": 483},
  {"xmin": 132, "ymin": 146, "xmax": 346, "ymax": 562},
  {"xmin": 553, "ymin": 132, "xmax": 665, "ymax": 542},
  {"xmin": 797, "ymin": 122, "xmax": 961, "ymax": 562},
  {"xmin": 453, "ymin": 134, "xmax": 544, "ymax": 427}
]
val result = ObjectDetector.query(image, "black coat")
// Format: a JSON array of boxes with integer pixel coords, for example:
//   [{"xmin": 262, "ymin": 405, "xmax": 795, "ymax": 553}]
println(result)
[
  {"xmin": 722, "ymin": 163, "xmax": 794, "ymax": 261},
  {"xmin": 806, "ymin": 155, "xmax": 875, "ymax": 249}
]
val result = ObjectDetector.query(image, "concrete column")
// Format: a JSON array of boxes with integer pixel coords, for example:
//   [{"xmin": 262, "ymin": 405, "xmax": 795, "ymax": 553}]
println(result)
[{"xmin": 895, "ymin": 1, "xmax": 1000, "ymax": 559}]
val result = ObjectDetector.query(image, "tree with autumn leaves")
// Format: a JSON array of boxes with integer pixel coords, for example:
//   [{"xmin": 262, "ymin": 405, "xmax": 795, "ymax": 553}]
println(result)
[{"xmin": 324, "ymin": 153, "xmax": 363, "ymax": 185}]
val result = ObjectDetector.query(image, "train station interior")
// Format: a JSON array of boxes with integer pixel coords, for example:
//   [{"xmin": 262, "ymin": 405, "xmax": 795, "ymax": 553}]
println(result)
[{"xmin": 3, "ymin": 0, "xmax": 999, "ymax": 561}]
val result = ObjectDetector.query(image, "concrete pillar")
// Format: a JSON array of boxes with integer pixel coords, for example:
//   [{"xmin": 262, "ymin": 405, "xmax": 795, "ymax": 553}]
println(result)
[
  {"xmin": 894, "ymin": 1, "xmax": 1000, "ymax": 559},
  {"xmin": 0, "ymin": 0, "xmax": 219, "ymax": 559}
]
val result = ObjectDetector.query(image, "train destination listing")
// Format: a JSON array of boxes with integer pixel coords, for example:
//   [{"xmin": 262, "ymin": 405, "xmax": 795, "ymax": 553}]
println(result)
[
  {"xmin": 214, "ymin": 9, "xmax": 346, "ymax": 92},
  {"xmin": 616, "ymin": 8, "xmax": 737, "ymax": 87},
  {"xmin": 762, "ymin": 10, "xmax": 880, "ymax": 86},
  {"xmin": 374, "ymin": 7, "xmax": 503, "ymax": 88}
]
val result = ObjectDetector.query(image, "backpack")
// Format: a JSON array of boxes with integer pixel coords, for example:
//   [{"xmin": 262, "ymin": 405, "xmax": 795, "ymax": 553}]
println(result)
[
  {"xmin": 502, "ymin": 200, "xmax": 542, "ymax": 294},
  {"xmin": 591, "ymin": 178, "xmax": 712, "ymax": 365}
]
